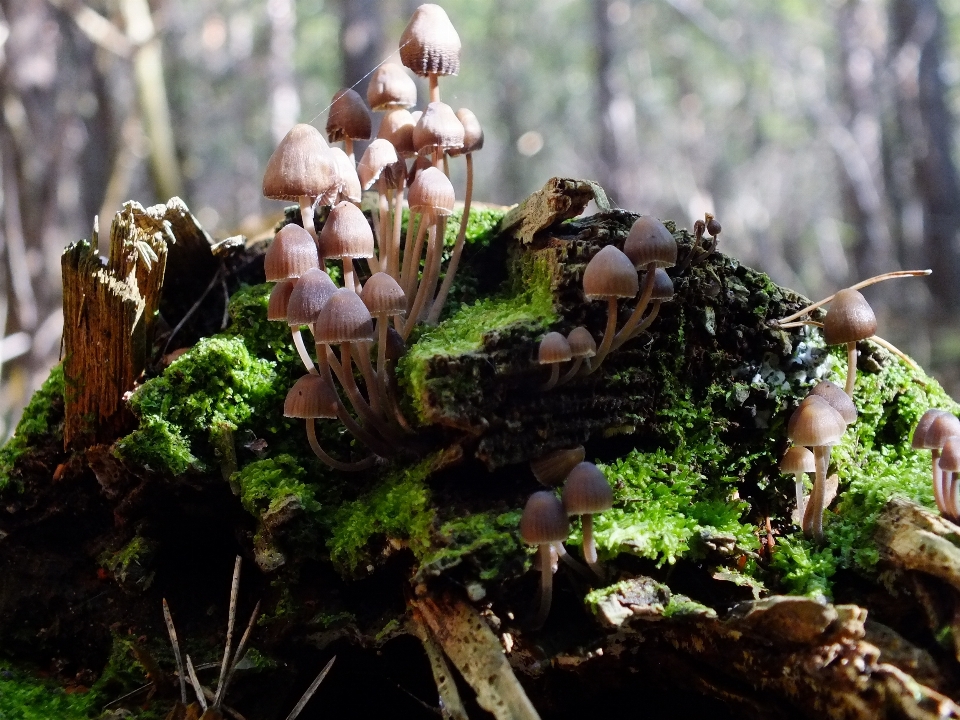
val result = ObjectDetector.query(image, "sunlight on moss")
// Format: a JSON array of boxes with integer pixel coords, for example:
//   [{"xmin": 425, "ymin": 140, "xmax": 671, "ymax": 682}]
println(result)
[{"xmin": 0, "ymin": 364, "xmax": 64, "ymax": 493}]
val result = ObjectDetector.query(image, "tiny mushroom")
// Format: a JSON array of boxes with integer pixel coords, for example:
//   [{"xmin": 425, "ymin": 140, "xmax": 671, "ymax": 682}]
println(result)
[
  {"xmin": 939, "ymin": 435, "xmax": 960, "ymax": 522},
  {"xmin": 561, "ymin": 461, "xmax": 614, "ymax": 577},
  {"xmin": 558, "ymin": 326, "xmax": 597, "ymax": 384},
  {"xmin": 519, "ymin": 491, "xmax": 570, "ymax": 629},
  {"xmin": 538, "ymin": 331, "xmax": 572, "ymax": 391},
  {"xmin": 780, "ymin": 446, "xmax": 815, "ymax": 525},
  {"xmin": 912, "ymin": 409, "xmax": 960, "ymax": 518},
  {"xmin": 822, "ymin": 288, "xmax": 878, "ymax": 398},
  {"xmin": 530, "ymin": 445, "xmax": 586, "ymax": 487},
  {"xmin": 582, "ymin": 245, "xmax": 639, "ymax": 371}
]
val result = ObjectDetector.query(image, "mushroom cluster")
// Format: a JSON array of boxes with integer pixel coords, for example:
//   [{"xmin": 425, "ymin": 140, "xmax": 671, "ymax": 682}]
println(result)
[
  {"xmin": 912, "ymin": 409, "xmax": 960, "ymax": 522},
  {"xmin": 261, "ymin": 4, "xmax": 482, "ymax": 470}
]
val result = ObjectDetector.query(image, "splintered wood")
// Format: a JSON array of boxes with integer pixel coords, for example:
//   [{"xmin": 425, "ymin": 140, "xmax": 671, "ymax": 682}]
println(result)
[{"xmin": 61, "ymin": 200, "xmax": 179, "ymax": 447}]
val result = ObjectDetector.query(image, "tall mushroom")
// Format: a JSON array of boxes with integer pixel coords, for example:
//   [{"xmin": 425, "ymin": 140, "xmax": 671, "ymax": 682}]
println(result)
[
  {"xmin": 582, "ymin": 245, "xmax": 639, "ymax": 372},
  {"xmin": 519, "ymin": 491, "xmax": 569, "ymax": 629},
  {"xmin": 286, "ymin": 268, "xmax": 338, "ymax": 375},
  {"xmin": 366, "ymin": 63, "xmax": 417, "ymax": 113},
  {"xmin": 319, "ymin": 201, "xmax": 375, "ymax": 293},
  {"xmin": 326, "ymin": 88, "xmax": 372, "ymax": 162},
  {"xmin": 822, "ymin": 288, "xmax": 877, "ymax": 397},
  {"xmin": 558, "ymin": 326, "xmax": 596, "ymax": 384},
  {"xmin": 399, "ymin": 4, "xmax": 461, "ymax": 104},
  {"xmin": 561, "ymin": 461, "xmax": 613, "ymax": 577}
]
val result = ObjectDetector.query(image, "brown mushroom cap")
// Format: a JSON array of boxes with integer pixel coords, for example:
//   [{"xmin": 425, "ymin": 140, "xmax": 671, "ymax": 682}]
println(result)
[
  {"xmin": 924, "ymin": 412, "xmax": 960, "ymax": 451},
  {"xmin": 448, "ymin": 108, "xmax": 483, "ymax": 156},
  {"xmin": 623, "ymin": 216, "xmax": 677, "ymax": 269},
  {"xmin": 283, "ymin": 374, "xmax": 339, "ymax": 419},
  {"xmin": 407, "ymin": 166, "xmax": 455, "ymax": 217},
  {"xmin": 566, "ymin": 327, "xmax": 597, "ymax": 358},
  {"xmin": 264, "ymin": 223, "xmax": 320, "ymax": 282},
  {"xmin": 326, "ymin": 88, "xmax": 373, "ymax": 143},
  {"xmin": 649, "ymin": 268, "xmax": 675, "ymax": 300},
  {"xmin": 940, "ymin": 436, "xmax": 960, "ymax": 471},
  {"xmin": 787, "ymin": 395, "xmax": 847, "ymax": 447},
  {"xmin": 399, "ymin": 4, "xmax": 462, "ymax": 78},
  {"xmin": 267, "ymin": 278, "xmax": 296, "ymax": 322},
  {"xmin": 358, "ymin": 139, "xmax": 401, "ymax": 191},
  {"xmin": 780, "ymin": 446, "xmax": 816, "ymax": 474},
  {"xmin": 377, "ymin": 109, "xmax": 417, "ymax": 157},
  {"xmin": 519, "ymin": 491, "xmax": 569, "ymax": 544},
  {"xmin": 822, "ymin": 288, "xmax": 877, "ymax": 345},
  {"xmin": 328, "ymin": 147, "xmax": 361, "ymax": 204},
  {"xmin": 582, "ymin": 245, "xmax": 639, "ymax": 300},
  {"xmin": 262, "ymin": 124, "xmax": 340, "ymax": 202},
  {"xmin": 413, "ymin": 101, "xmax": 464, "ymax": 155},
  {"xmin": 314, "ymin": 288, "xmax": 375, "ymax": 344},
  {"xmin": 360, "ymin": 272, "xmax": 406, "ymax": 317},
  {"xmin": 367, "ymin": 63, "xmax": 418, "ymax": 111},
  {"xmin": 319, "ymin": 201, "xmax": 375, "ymax": 260},
  {"xmin": 913, "ymin": 409, "xmax": 952, "ymax": 449},
  {"xmin": 530, "ymin": 446, "xmax": 586, "ymax": 487},
  {"xmin": 561, "ymin": 462, "xmax": 613, "ymax": 516},
  {"xmin": 810, "ymin": 380, "xmax": 858, "ymax": 424},
  {"xmin": 538, "ymin": 332, "xmax": 572, "ymax": 365},
  {"xmin": 286, "ymin": 268, "xmax": 338, "ymax": 326}
]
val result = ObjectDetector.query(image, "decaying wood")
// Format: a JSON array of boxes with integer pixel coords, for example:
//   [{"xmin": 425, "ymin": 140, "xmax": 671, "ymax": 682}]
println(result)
[
  {"xmin": 500, "ymin": 178, "xmax": 610, "ymax": 245},
  {"xmin": 413, "ymin": 591, "xmax": 541, "ymax": 720}
]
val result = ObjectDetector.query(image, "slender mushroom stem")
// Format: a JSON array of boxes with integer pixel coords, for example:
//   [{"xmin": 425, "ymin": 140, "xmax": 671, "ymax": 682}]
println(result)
[
  {"xmin": 869, "ymin": 335, "xmax": 919, "ymax": 370},
  {"xmin": 342, "ymin": 257, "xmax": 358, "ymax": 293},
  {"xmin": 299, "ymin": 195, "xmax": 318, "ymax": 244},
  {"xmin": 611, "ymin": 263, "xmax": 657, "ymax": 350},
  {"xmin": 403, "ymin": 218, "xmax": 447, "ymax": 339},
  {"xmin": 552, "ymin": 541, "xmax": 594, "ymax": 581},
  {"xmin": 947, "ymin": 470, "xmax": 959, "ymax": 521},
  {"xmin": 317, "ymin": 345, "xmax": 392, "ymax": 454},
  {"xmin": 390, "ymin": 175, "xmax": 407, "ymax": 279},
  {"xmin": 778, "ymin": 320, "xmax": 823, "ymax": 329},
  {"xmin": 932, "ymin": 450, "xmax": 947, "ymax": 516},
  {"xmin": 335, "ymin": 344, "xmax": 402, "ymax": 445},
  {"xmin": 306, "ymin": 418, "xmax": 376, "ymax": 471},
  {"xmin": 794, "ymin": 472, "xmax": 806, "ymax": 524},
  {"xmin": 626, "ymin": 301, "xmax": 662, "ymax": 341},
  {"xmin": 401, "ymin": 214, "xmax": 428, "ymax": 305},
  {"xmin": 531, "ymin": 543, "xmax": 554, "ymax": 630},
  {"xmin": 428, "ymin": 152, "xmax": 473, "ymax": 324},
  {"xmin": 355, "ymin": 340, "xmax": 383, "ymax": 417},
  {"xmin": 540, "ymin": 364, "xmax": 560, "ymax": 392},
  {"xmin": 377, "ymin": 184, "xmax": 391, "ymax": 271},
  {"xmin": 844, "ymin": 341, "xmax": 858, "ymax": 397},
  {"xmin": 557, "ymin": 357, "xmax": 583, "ymax": 386},
  {"xmin": 343, "ymin": 137, "xmax": 354, "ymax": 164},
  {"xmin": 292, "ymin": 329, "xmax": 318, "ymax": 375},
  {"xmin": 429, "ymin": 73, "xmax": 440, "ymax": 103},
  {"xmin": 804, "ymin": 445, "xmax": 830, "ymax": 540},
  {"xmin": 776, "ymin": 269, "xmax": 931, "ymax": 325},
  {"xmin": 587, "ymin": 297, "xmax": 620, "ymax": 374},
  {"xmin": 580, "ymin": 514, "xmax": 603, "ymax": 577}
]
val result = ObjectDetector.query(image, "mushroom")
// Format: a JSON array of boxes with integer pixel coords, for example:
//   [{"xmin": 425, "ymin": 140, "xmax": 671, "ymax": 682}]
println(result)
[
  {"xmin": 262, "ymin": 123, "xmax": 340, "ymax": 244},
  {"xmin": 530, "ymin": 445, "xmax": 586, "ymax": 487},
  {"xmin": 366, "ymin": 63, "xmax": 417, "ymax": 112},
  {"xmin": 822, "ymin": 288, "xmax": 877, "ymax": 397},
  {"xmin": 319, "ymin": 201, "xmax": 375, "ymax": 293},
  {"xmin": 537, "ymin": 332, "xmax": 572, "ymax": 391},
  {"xmin": 264, "ymin": 223, "xmax": 320, "ymax": 283},
  {"xmin": 810, "ymin": 379, "xmax": 858, "ymax": 424},
  {"xmin": 326, "ymin": 88, "xmax": 372, "ymax": 162},
  {"xmin": 616, "ymin": 267, "xmax": 674, "ymax": 346},
  {"xmin": 787, "ymin": 395, "xmax": 847, "ymax": 539},
  {"xmin": 780, "ymin": 445, "xmax": 815, "ymax": 525},
  {"xmin": 582, "ymin": 245, "xmax": 639, "ymax": 372},
  {"xmin": 267, "ymin": 279, "xmax": 296, "ymax": 322},
  {"xmin": 286, "ymin": 268, "xmax": 338, "ymax": 375},
  {"xmin": 561, "ymin": 461, "xmax": 613, "ymax": 577},
  {"xmin": 519, "ymin": 491, "xmax": 569, "ymax": 629},
  {"xmin": 399, "ymin": 4, "xmax": 461, "ymax": 104},
  {"xmin": 358, "ymin": 139, "xmax": 403, "ymax": 275},
  {"xmin": 940, "ymin": 435, "xmax": 960, "ymax": 522},
  {"xmin": 912, "ymin": 409, "xmax": 960, "ymax": 518},
  {"xmin": 558, "ymin": 326, "xmax": 596, "ymax": 384},
  {"xmin": 360, "ymin": 272, "xmax": 408, "ymax": 426},
  {"xmin": 413, "ymin": 101, "xmax": 464, "ymax": 169}
]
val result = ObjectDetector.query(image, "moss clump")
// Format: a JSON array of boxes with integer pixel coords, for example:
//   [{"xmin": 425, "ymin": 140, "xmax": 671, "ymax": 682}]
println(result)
[
  {"xmin": 234, "ymin": 454, "xmax": 320, "ymax": 516},
  {"xmin": 769, "ymin": 536, "xmax": 837, "ymax": 598},
  {"xmin": 416, "ymin": 509, "xmax": 524, "ymax": 583},
  {"xmin": 0, "ymin": 663, "xmax": 98, "ymax": 720},
  {"xmin": 0, "ymin": 364, "xmax": 64, "ymax": 493},
  {"xmin": 114, "ymin": 415, "xmax": 200, "ymax": 475},
  {"xmin": 327, "ymin": 456, "xmax": 439, "ymax": 573}
]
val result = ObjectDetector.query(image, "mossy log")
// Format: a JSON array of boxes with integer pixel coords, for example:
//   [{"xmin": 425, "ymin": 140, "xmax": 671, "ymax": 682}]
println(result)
[{"xmin": 3, "ymin": 180, "xmax": 960, "ymax": 719}]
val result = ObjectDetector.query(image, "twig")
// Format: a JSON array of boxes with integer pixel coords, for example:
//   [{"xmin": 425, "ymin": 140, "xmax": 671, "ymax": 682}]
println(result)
[
  {"xmin": 185, "ymin": 655, "xmax": 207, "ymax": 711},
  {"xmin": 213, "ymin": 556, "xmax": 242, "ymax": 708},
  {"xmin": 162, "ymin": 599, "xmax": 187, "ymax": 704},
  {"xmin": 284, "ymin": 656, "xmax": 336, "ymax": 720}
]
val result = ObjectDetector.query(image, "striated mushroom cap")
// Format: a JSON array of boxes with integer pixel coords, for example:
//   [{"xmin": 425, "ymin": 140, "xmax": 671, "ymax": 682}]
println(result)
[
  {"xmin": 650, "ymin": 268, "xmax": 675, "ymax": 300},
  {"xmin": 367, "ymin": 63, "xmax": 418, "ymax": 111},
  {"xmin": 448, "ymin": 108, "xmax": 483, "ymax": 156},
  {"xmin": 358, "ymin": 139, "xmax": 402, "ymax": 191},
  {"xmin": 624, "ymin": 216, "xmax": 677, "ymax": 269},
  {"xmin": 583, "ymin": 245, "xmax": 639, "ymax": 300},
  {"xmin": 561, "ymin": 462, "xmax": 613, "ymax": 516},
  {"xmin": 413, "ymin": 102, "xmax": 464, "ymax": 154},
  {"xmin": 810, "ymin": 380, "xmax": 857, "ymax": 424},
  {"xmin": 538, "ymin": 332, "xmax": 572, "ymax": 365},
  {"xmin": 407, "ymin": 166, "xmax": 455, "ymax": 218},
  {"xmin": 286, "ymin": 268, "xmax": 338, "ymax": 326},
  {"xmin": 566, "ymin": 327, "xmax": 597, "ymax": 358},
  {"xmin": 284, "ymin": 374, "xmax": 339, "ymax": 419},
  {"xmin": 377, "ymin": 109, "xmax": 417, "ymax": 157},
  {"xmin": 823, "ymin": 288, "xmax": 877, "ymax": 345},
  {"xmin": 913, "ymin": 409, "xmax": 952, "ymax": 450},
  {"xmin": 519, "ymin": 491, "xmax": 569, "ymax": 544},
  {"xmin": 319, "ymin": 201, "xmax": 375, "ymax": 260},
  {"xmin": 267, "ymin": 278, "xmax": 296, "ymax": 322},
  {"xmin": 264, "ymin": 223, "xmax": 320, "ymax": 282},
  {"xmin": 780, "ymin": 446, "xmax": 815, "ymax": 474},
  {"xmin": 326, "ymin": 88, "xmax": 373, "ymax": 143},
  {"xmin": 314, "ymin": 288, "xmax": 375, "ymax": 345},
  {"xmin": 262, "ymin": 124, "xmax": 340, "ymax": 202},
  {"xmin": 399, "ymin": 4, "xmax": 461, "ymax": 78},
  {"xmin": 787, "ymin": 395, "xmax": 847, "ymax": 447},
  {"xmin": 531, "ymin": 446, "xmax": 586, "ymax": 487},
  {"xmin": 361, "ymin": 272, "xmax": 406, "ymax": 317},
  {"xmin": 328, "ymin": 147, "xmax": 361, "ymax": 204}
]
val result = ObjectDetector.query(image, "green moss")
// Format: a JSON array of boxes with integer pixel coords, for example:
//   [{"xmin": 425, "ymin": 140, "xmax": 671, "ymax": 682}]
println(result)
[
  {"xmin": 769, "ymin": 536, "xmax": 837, "ymax": 599},
  {"xmin": 416, "ymin": 509, "xmax": 524, "ymax": 583},
  {"xmin": 327, "ymin": 456, "xmax": 439, "ymax": 573},
  {"xmin": 399, "ymin": 249, "xmax": 557, "ymax": 422},
  {"xmin": 234, "ymin": 454, "xmax": 320, "ymax": 516},
  {"xmin": 662, "ymin": 595, "xmax": 716, "ymax": 619},
  {"xmin": 0, "ymin": 364, "xmax": 64, "ymax": 493},
  {"xmin": 0, "ymin": 663, "xmax": 98, "ymax": 719},
  {"xmin": 99, "ymin": 535, "xmax": 157, "ymax": 586},
  {"xmin": 440, "ymin": 206, "xmax": 505, "ymax": 250},
  {"xmin": 114, "ymin": 416, "xmax": 200, "ymax": 475}
]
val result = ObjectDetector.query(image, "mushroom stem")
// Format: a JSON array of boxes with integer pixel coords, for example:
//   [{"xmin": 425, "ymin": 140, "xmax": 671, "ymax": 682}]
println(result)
[
  {"xmin": 317, "ymin": 348, "xmax": 393, "ymax": 456},
  {"xmin": 390, "ymin": 175, "xmax": 407, "ymax": 279},
  {"xmin": 531, "ymin": 543, "xmax": 553, "ymax": 630},
  {"xmin": 327, "ymin": 344, "xmax": 399, "ymax": 447},
  {"xmin": 344, "ymin": 137, "xmax": 355, "ymax": 164},
  {"xmin": 377, "ymin": 185, "xmax": 391, "ymax": 271},
  {"xmin": 299, "ymin": 195, "xmax": 318, "ymax": 243},
  {"xmin": 401, "ymin": 214, "xmax": 428, "ymax": 306},
  {"xmin": 587, "ymin": 297, "xmax": 620, "ymax": 374},
  {"xmin": 540, "ymin": 364, "xmax": 560, "ymax": 392},
  {"xmin": 551, "ymin": 541, "xmax": 594, "ymax": 580},
  {"xmin": 794, "ymin": 472, "xmax": 806, "ymax": 524},
  {"xmin": 947, "ymin": 470, "xmax": 959, "ymax": 521},
  {"xmin": 403, "ymin": 219, "xmax": 447, "ymax": 340},
  {"xmin": 932, "ymin": 450, "xmax": 947, "ymax": 516},
  {"xmin": 292, "ymin": 329, "xmax": 318, "ymax": 375},
  {"xmin": 869, "ymin": 335, "xmax": 919, "ymax": 370},
  {"xmin": 776, "ymin": 269, "xmax": 930, "ymax": 325},
  {"xmin": 804, "ymin": 445, "xmax": 831, "ymax": 540},
  {"xmin": 429, "ymin": 73, "xmax": 440, "ymax": 103},
  {"xmin": 342, "ymin": 257, "xmax": 358, "ymax": 293},
  {"xmin": 557, "ymin": 357, "xmax": 583, "ymax": 386},
  {"xmin": 427, "ymin": 152, "xmax": 474, "ymax": 324},
  {"xmin": 844, "ymin": 341, "xmax": 858, "ymax": 397},
  {"xmin": 580, "ymin": 514, "xmax": 603, "ymax": 578},
  {"xmin": 778, "ymin": 320, "xmax": 823, "ymax": 329},
  {"xmin": 626, "ymin": 300, "xmax": 662, "ymax": 341},
  {"xmin": 611, "ymin": 262, "xmax": 657, "ymax": 350},
  {"xmin": 306, "ymin": 417, "xmax": 376, "ymax": 471},
  {"xmin": 355, "ymin": 340, "xmax": 383, "ymax": 417}
]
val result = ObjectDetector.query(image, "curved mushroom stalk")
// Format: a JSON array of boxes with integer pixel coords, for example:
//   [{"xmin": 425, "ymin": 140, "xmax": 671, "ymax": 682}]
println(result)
[
  {"xmin": 557, "ymin": 357, "xmax": 584, "ymax": 386},
  {"xmin": 305, "ymin": 418, "xmax": 376, "ymax": 472},
  {"xmin": 803, "ymin": 445, "xmax": 832, "ymax": 539},
  {"xmin": 292, "ymin": 328, "xmax": 318, "ymax": 375},
  {"xmin": 428, "ymin": 151, "xmax": 475, "ymax": 324},
  {"xmin": 531, "ymin": 543, "xmax": 554, "ymax": 630}
]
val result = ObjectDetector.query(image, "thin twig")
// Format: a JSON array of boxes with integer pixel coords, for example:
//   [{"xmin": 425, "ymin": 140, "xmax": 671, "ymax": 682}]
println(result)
[
  {"xmin": 214, "ymin": 556, "xmax": 242, "ymax": 708},
  {"xmin": 185, "ymin": 655, "xmax": 208, "ymax": 711},
  {"xmin": 284, "ymin": 657, "xmax": 336, "ymax": 720},
  {"xmin": 220, "ymin": 600, "xmax": 262, "ymax": 701},
  {"xmin": 162, "ymin": 599, "xmax": 187, "ymax": 704}
]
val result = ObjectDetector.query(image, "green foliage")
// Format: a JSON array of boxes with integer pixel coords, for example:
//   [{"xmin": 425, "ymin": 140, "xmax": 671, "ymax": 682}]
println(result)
[
  {"xmin": 770, "ymin": 536, "xmax": 837, "ymax": 599},
  {"xmin": 327, "ymin": 457, "xmax": 438, "ymax": 573},
  {"xmin": 416, "ymin": 509, "xmax": 524, "ymax": 583},
  {"xmin": 0, "ymin": 664, "xmax": 98, "ymax": 720},
  {"xmin": 113, "ymin": 416, "xmax": 199, "ymax": 475},
  {"xmin": 0, "ymin": 364, "xmax": 63, "ymax": 493},
  {"xmin": 234, "ymin": 454, "xmax": 320, "ymax": 516}
]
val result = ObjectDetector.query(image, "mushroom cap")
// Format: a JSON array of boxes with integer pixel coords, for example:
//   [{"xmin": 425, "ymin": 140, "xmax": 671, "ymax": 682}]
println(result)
[
  {"xmin": 283, "ymin": 374, "xmax": 339, "ymax": 419},
  {"xmin": 367, "ymin": 63, "xmax": 418, "ymax": 111},
  {"xmin": 262, "ymin": 124, "xmax": 340, "ymax": 202},
  {"xmin": 319, "ymin": 201, "xmax": 375, "ymax": 260},
  {"xmin": 538, "ymin": 331, "xmax": 572, "ymax": 364},
  {"xmin": 326, "ymin": 88, "xmax": 373, "ymax": 143},
  {"xmin": 940, "ymin": 436, "xmax": 960, "ymax": 471},
  {"xmin": 810, "ymin": 380, "xmax": 858, "ymax": 424},
  {"xmin": 623, "ymin": 216, "xmax": 677, "ymax": 269},
  {"xmin": 358, "ymin": 139, "xmax": 402, "ymax": 190},
  {"xmin": 264, "ymin": 223, "xmax": 320, "ymax": 282},
  {"xmin": 706, "ymin": 216, "xmax": 722, "ymax": 236},
  {"xmin": 530, "ymin": 446, "xmax": 586, "ymax": 487},
  {"xmin": 822, "ymin": 288, "xmax": 877, "ymax": 345},
  {"xmin": 650, "ymin": 268, "xmax": 675, "ymax": 300},
  {"xmin": 787, "ymin": 395, "xmax": 847, "ymax": 447},
  {"xmin": 923, "ymin": 412, "xmax": 960, "ymax": 451},
  {"xmin": 407, "ymin": 154, "xmax": 433, "ymax": 186},
  {"xmin": 566, "ymin": 327, "xmax": 597, "ymax": 358},
  {"xmin": 361, "ymin": 272, "xmax": 406, "ymax": 316},
  {"xmin": 399, "ymin": 4, "xmax": 461, "ymax": 78},
  {"xmin": 407, "ymin": 166, "xmax": 455, "ymax": 218},
  {"xmin": 267, "ymin": 278, "xmax": 296, "ymax": 322},
  {"xmin": 780, "ymin": 445, "xmax": 815, "ymax": 474},
  {"xmin": 286, "ymin": 268, "xmax": 338, "ymax": 326},
  {"xmin": 328, "ymin": 147, "xmax": 362, "ymax": 204},
  {"xmin": 582, "ymin": 245, "xmax": 639, "ymax": 300},
  {"xmin": 314, "ymin": 288, "xmax": 375, "ymax": 344},
  {"xmin": 561, "ymin": 462, "xmax": 614, "ymax": 516},
  {"xmin": 519, "ymin": 491, "xmax": 569, "ymax": 544},
  {"xmin": 413, "ymin": 102, "xmax": 464, "ymax": 154},
  {"xmin": 913, "ymin": 409, "xmax": 952, "ymax": 449},
  {"xmin": 448, "ymin": 108, "xmax": 483, "ymax": 156},
  {"xmin": 377, "ymin": 109, "xmax": 417, "ymax": 157}
]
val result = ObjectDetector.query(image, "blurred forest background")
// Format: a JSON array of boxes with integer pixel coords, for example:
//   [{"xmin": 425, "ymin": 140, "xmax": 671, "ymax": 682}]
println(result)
[{"xmin": 2, "ymin": 0, "xmax": 960, "ymax": 440}]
